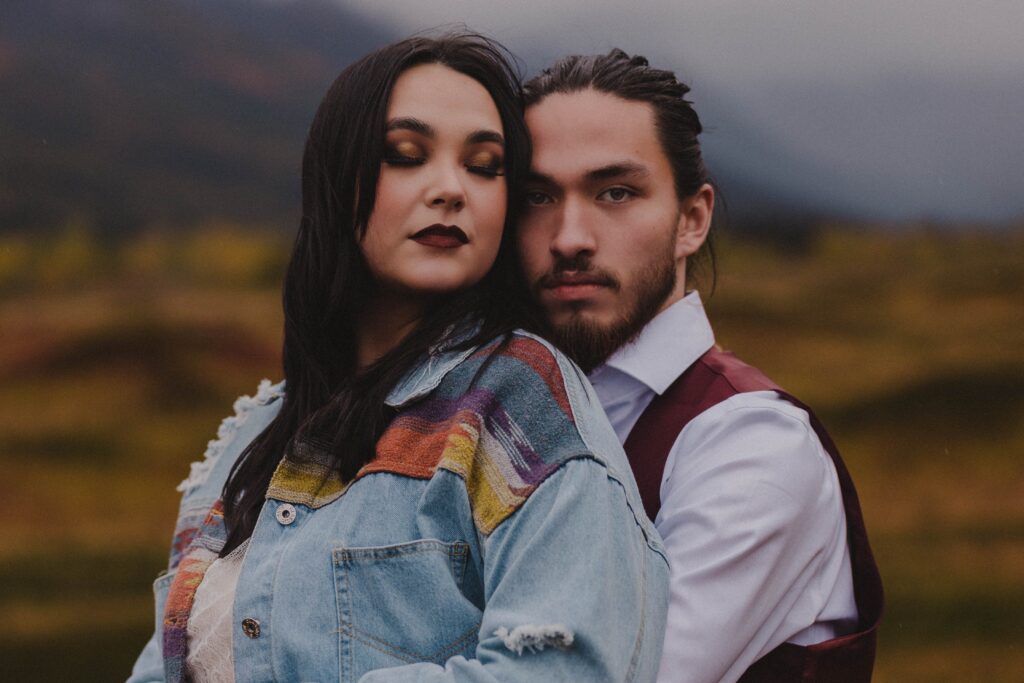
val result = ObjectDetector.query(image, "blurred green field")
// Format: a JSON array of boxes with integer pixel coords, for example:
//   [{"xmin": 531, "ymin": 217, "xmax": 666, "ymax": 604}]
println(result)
[{"xmin": 1, "ymin": 226, "xmax": 1022, "ymax": 681}]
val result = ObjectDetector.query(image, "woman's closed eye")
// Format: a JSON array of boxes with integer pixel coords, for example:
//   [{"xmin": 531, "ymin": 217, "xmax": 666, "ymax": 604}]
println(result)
[
  {"xmin": 465, "ymin": 150, "xmax": 505, "ymax": 177},
  {"xmin": 383, "ymin": 140, "xmax": 426, "ymax": 166}
]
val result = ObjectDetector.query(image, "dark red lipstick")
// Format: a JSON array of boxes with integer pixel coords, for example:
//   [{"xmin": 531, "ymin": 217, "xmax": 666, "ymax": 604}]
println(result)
[{"xmin": 410, "ymin": 224, "xmax": 468, "ymax": 249}]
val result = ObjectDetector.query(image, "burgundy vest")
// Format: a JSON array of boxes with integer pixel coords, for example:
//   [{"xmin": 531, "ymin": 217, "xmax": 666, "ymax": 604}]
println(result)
[{"xmin": 623, "ymin": 348, "xmax": 883, "ymax": 683}]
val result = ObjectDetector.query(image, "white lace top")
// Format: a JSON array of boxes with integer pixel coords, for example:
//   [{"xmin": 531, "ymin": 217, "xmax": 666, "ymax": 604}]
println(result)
[{"xmin": 186, "ymin": 539, "xmax": 249, "ymax": 683}]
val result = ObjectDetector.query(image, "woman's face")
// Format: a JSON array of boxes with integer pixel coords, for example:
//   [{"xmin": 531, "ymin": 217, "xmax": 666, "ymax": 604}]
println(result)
[{"xmin": 361, "ymin": 62, "xmax": 508, "ymax": 299}]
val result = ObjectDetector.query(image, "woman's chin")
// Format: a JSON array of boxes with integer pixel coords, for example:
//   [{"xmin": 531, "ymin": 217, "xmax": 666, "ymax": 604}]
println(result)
[{"xmin": 381, "ymin": 272, "xmax": 489, "ymax": 299}]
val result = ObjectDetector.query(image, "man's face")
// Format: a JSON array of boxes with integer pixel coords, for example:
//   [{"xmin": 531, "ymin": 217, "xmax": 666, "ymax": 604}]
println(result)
[{"xmin": 517, "ymin": 89, "xmax": 688, "ymax": 370}]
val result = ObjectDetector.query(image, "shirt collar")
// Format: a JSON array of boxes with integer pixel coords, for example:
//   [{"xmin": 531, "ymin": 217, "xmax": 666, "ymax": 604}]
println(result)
[{"xmin": 592, "ymin": 291, "xmax": 715, "ymax": 395}]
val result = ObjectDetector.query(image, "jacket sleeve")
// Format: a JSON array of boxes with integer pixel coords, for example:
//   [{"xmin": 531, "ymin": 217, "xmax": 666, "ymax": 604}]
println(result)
[
  {"xmin": 125, "ymin": 381, "xmax": 283, "ymax": 683},
  {"xmin": 126, "ymin": 629, "xmax": 164, "ymax": 682},
  {"xmin": 125, "ymin": 564, "xmax": 180, "ymax": 682},
  {"xmin": 360, "ymin": 458, "xmax": 669, "ymax": 683}
]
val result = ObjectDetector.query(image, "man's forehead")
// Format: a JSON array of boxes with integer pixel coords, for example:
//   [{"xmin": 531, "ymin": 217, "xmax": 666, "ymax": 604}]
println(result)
[{"xmin": 526, "ymin": 89, "xmax": 661, "ymax": 182}]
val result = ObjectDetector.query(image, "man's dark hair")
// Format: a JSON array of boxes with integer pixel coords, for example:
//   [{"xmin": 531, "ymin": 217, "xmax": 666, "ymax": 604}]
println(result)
[{"xmin": 524, "ymin": 49, "xmax": 715, "ymax": 288}]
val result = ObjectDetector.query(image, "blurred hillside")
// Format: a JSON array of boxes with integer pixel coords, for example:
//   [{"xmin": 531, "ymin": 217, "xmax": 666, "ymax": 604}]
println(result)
[
  {"xmin": 2, "ymin": 1, "xmax": 1024, "ymax": 681},
  {"xmin": 1, "ymin": 227, "xmax": 1022, "ymax": 681}
]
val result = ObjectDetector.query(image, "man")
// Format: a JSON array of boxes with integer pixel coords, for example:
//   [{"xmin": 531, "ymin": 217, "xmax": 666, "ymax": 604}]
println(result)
[{"xmin": 516, "ymin": 50, "xmax": 883, "ymax": 683}]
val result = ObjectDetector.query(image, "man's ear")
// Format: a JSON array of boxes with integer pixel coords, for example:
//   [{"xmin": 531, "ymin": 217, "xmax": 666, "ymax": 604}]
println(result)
[{"xmin": 675, "ymin": 183, "xmax": 715, "ymax": 259}]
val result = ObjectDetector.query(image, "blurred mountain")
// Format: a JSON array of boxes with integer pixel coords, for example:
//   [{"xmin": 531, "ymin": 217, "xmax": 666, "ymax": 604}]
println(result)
[
  {"xmin": 2, "ymin": 0, "xmax": 1019, "ymax": 237},
  {"xmin": 0, "ymin": 0, "xmax": 831, "ymax": 239},
  {"xmin": 0, "ymin": 0, "xmax": 398, "ymax": 235},
  {"xmin": 699, "ymin": 74, "xmax": 1024, "ymax": 225}
]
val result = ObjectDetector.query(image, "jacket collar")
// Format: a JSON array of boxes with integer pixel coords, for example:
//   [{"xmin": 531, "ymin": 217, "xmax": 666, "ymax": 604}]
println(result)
[
  {"xmin": 384, "ymin": 319, "xmax": 482, "ymax": 408},
  {"xmin": 268, "ymin": 319, "xmax": 484, "ymax": 508}
]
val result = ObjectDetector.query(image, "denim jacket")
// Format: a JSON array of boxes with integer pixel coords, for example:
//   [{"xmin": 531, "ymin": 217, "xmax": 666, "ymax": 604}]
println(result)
[{"xmin": 128, "ymin": 330, "xmax": 669, "ymax": 683}]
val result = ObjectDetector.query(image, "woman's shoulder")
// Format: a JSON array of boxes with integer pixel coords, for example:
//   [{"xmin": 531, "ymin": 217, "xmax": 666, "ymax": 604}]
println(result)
[
  {"xmin": 403, "ymin": 329, "xmax": 650, "ymax": 536},
  {"xmin": 175, "ymin": 378, "xmax": 285, "ymax": 497},
  {"xmin": 164, "ymin": 379, "xmax": 283, "ymax": 571},
  {"xmin": 453, "ymin": 328, "xmax": 587, "ymax": 398}
]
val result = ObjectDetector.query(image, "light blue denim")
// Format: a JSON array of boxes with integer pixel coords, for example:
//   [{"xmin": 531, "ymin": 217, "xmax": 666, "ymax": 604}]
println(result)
[{"xmin": 128, "ymin": 330, "xmax": 669, "ymax": 682}]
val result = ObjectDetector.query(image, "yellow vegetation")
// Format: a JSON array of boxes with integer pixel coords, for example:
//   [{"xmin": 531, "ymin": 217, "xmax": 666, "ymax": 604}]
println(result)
[{"xmin": 1, "ymin": 226, "xmax": 1021, "ymax": 681}]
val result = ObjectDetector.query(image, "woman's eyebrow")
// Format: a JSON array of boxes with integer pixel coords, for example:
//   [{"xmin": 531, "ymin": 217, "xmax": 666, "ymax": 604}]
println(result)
[
  {"xmin": 386, "ymin": 117, "xmax": 434, "ymax": 137},
  {"xmin": 467, "ymin": 129, "xmax": 504, "ymax": 145}
]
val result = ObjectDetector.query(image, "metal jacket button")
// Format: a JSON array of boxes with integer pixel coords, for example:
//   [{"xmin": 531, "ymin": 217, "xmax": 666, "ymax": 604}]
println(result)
[
  {"xmin": 275, "ymin": 503, "xmax": 297, "ymax": 525},
  {"xmin": 241, "ymin": 618, "xmax": 261, "ymax": 639}
]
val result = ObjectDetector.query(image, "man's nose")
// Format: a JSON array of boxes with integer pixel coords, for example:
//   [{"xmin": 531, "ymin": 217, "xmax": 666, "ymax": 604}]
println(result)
[
  {"xmin": 426, "ymin": 162, "xmax": 466, "ymax": 211},
  {"xmin": 549, "ymin": 198, "xmax": 596, "ymax": 261}
]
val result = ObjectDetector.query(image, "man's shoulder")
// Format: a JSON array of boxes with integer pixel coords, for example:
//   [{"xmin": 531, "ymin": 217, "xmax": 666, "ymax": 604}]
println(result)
[
  {"xmin": 683, "ymin": 348, "xmax": 825, "ymax": 446},
  {"xmin": 691, "ymin": 347, "xmax": 783, "ymax": 396},
  {"xmin": 640, "ymin": 348, "xmax": 827, "ymax": 488},
  {"xmin": 631, "ymin": 346, "xmax": 798, "ymax": 437},
  {"xmin": 669, "ymin": 388, "xmax": 832, "ymax": 513}
]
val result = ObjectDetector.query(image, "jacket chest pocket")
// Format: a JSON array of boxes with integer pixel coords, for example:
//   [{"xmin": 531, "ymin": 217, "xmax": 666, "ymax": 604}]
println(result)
[{"xmin": 333, "ymin": 539, "xmax": 481, "ymax": 678}]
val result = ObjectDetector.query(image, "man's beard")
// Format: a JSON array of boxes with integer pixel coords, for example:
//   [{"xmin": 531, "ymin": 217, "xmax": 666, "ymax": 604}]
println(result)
[{"xmin": 541, "ymin": 250, "xmax": 677, "ymax": 373}]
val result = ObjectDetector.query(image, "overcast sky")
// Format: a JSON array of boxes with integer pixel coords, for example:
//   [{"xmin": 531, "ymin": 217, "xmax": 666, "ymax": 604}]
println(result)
[
  {"xmin": 334, "ymin": 1, "xmax": 1024, "ymax": 222},
  {"xmin": 343, "ymin": 0, "xmax": 1024, "ymax": 85}
]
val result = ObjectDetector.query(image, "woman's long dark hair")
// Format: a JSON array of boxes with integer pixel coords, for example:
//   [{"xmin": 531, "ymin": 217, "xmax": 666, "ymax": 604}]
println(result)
[{"xmin": 220, "ymin": 33, "xmax": 534, "ymax": 555}]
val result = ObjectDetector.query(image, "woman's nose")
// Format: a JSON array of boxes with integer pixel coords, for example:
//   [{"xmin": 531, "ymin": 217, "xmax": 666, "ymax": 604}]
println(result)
[{"xmin": 426, "ymin": 162, "xmax": 466, "ymax": 211}]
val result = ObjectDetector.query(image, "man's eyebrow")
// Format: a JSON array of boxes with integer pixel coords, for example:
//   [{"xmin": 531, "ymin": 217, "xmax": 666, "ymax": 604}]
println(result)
[
  {"xmin": 467, "ymin": 129, "xmax": 504, "ymax": 145},
  {"xmin": 526, "ymin": 170, "xmax": 556, "ymax": 186},
  {"xmin": 386, "ymin": 117, "xmax": 434, "ymax": 137},
  {"xmin": 586, "ymin": 162, "xmax": 650, "ymax": 182}
]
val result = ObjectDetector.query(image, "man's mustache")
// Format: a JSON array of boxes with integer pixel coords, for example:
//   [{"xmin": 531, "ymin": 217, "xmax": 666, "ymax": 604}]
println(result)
[{"xmin": 535, "ymin": 255, "xmax": 619, "ymax": 292}]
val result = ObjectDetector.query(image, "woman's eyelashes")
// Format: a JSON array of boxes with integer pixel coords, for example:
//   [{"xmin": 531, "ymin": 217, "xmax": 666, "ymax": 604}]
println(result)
[
  {"xmin": 383, "ymin": 140, "xmax": 425, "ymax": 166},
  {"xmin": 464, "ymin": 150, "xmax": 505, "ymax": 177},
  {"xmin": 382, "ymin": 140, "xmax": 503, "ymax": 177}
]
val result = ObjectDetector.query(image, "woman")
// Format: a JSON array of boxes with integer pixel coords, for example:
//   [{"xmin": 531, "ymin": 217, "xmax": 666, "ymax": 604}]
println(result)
[{"xmin": 128, "ymin": 33, "xmax": 668, "ymax": 683}]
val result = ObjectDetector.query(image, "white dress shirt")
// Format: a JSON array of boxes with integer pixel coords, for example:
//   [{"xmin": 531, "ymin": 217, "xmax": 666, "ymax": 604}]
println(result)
[{"xmin": 589, "ymin": 292, "xmax": 858, "ymax": 683}]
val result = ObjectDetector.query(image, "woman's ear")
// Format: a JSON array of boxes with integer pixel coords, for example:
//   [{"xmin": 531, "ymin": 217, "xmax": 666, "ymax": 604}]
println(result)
[{"xmin": 675, "ymin": 183, "xmax": 714, "ymax": 259}]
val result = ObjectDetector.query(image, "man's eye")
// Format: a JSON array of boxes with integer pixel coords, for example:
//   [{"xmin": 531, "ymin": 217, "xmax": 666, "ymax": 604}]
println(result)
[
  {"xmin": 525, "ymin": 191, "xmax": 552, "ymax": 206},
  {"xmin": 598, "ymin": 187, "xmax": 635, "ymax": 203}
]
